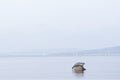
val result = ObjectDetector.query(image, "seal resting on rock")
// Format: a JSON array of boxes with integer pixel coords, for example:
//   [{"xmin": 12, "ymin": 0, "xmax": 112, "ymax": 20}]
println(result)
[{"xmin": 72, "ymin": 62, "xmax": 86, "ymax": 73}]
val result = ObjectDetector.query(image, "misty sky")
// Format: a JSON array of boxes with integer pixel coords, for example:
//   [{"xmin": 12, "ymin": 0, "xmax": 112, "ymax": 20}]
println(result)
[{"xmin": 0, "ymin": 0, "xmax": 120, "ymax": 52}]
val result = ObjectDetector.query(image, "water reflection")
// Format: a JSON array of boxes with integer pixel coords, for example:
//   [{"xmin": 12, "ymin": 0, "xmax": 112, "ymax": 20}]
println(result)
[{"xmin": 72, "ymin": 71, "xmax": 85, "ymax": 78}]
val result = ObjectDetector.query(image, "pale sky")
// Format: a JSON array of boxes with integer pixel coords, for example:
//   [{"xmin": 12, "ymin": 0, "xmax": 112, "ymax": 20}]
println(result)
[{"xmin": 0, "ymin": 0, "xmax": 120, "ymax": 53}]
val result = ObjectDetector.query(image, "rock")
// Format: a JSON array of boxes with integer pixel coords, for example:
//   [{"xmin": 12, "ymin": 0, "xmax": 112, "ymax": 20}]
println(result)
[{"xmin": 72, "ymin": 62, "xmax": 86, "ymax": 73}]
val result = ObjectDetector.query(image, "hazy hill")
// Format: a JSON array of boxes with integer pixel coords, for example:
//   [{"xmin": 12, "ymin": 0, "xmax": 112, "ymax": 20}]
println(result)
[
  {"xmin": 0, "ymin": 46, "xmax": 120, "ymax": 56},
  {"xmin": 50, "ymin": 46, "xmax": 120, "ymax": 56},
  {"xmin": 79, "ymin": 46, "xmax": 120, "ymax": 56}
]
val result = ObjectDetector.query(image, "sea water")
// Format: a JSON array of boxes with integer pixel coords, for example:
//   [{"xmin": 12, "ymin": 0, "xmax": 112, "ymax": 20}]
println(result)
[{"xmin": 0, "ymin": 56, "xmax": 120, "ymax": 80}]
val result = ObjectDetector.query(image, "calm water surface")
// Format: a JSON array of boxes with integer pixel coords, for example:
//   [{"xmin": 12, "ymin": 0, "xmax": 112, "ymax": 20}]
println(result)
[{"xmin": 0, "ymin": 56, "xmax": 120, "ymax": 80}]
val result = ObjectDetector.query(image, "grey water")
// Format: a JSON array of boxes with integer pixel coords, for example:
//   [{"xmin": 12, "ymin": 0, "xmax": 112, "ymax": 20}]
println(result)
[{"xmin": 0, "ymin": 56, "xmax": 120, "ymax": 80}]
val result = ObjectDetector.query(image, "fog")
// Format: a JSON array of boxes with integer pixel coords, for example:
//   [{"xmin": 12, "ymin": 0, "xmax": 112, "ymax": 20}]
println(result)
[{"xmin": 0, "ymin": 0, "xmax": 120, "ymax": 53}]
